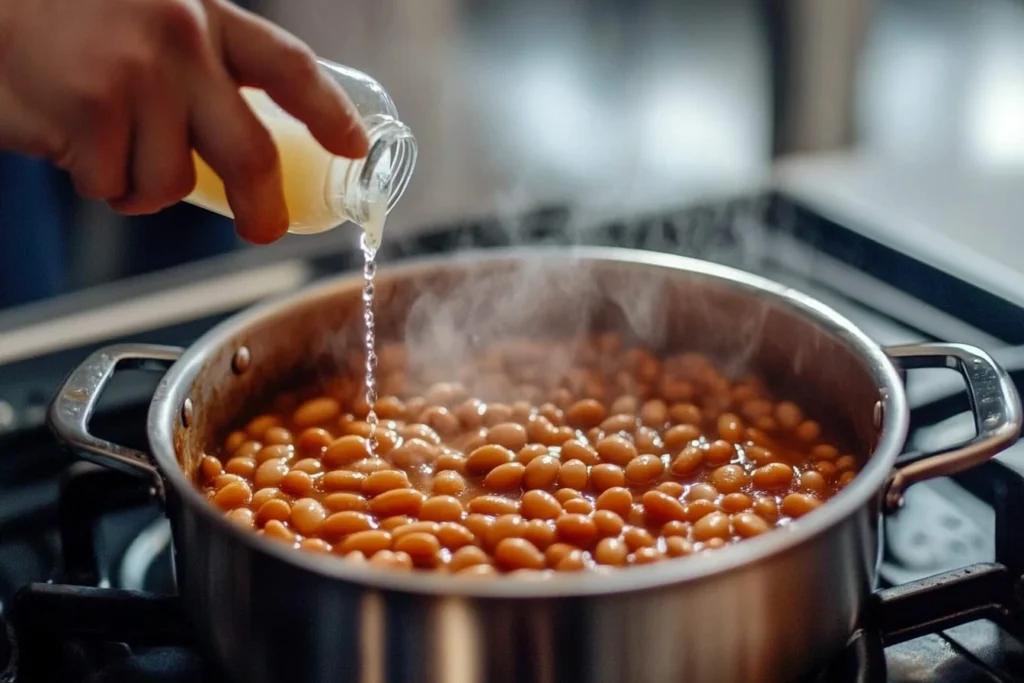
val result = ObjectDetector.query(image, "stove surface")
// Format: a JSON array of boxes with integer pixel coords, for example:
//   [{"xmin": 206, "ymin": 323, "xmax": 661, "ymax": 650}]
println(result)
[{"xmin": 2, "ymin": 192, "xmax": 1024, "ymax": 682}]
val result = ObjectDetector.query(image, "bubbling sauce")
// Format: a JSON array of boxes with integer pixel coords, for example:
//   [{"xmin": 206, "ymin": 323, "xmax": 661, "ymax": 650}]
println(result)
[{"xmin": 198, "ymin": 337, "xmax": 863, "ymax": 576}]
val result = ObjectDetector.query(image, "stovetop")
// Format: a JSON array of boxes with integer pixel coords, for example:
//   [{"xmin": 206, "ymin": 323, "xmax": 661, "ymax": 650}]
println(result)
[{"xmin": 3, "ymin": 191, "xmax": 1024, "ymax": 682}]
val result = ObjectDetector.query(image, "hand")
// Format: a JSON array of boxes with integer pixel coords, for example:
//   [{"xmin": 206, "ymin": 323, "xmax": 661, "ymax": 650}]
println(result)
[{"xmin": 0, "ymin": 0, "xmax": 369, "ymax": 244}]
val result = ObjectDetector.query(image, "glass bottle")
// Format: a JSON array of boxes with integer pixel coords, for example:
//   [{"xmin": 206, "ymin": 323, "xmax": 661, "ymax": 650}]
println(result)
[{"xmin": 185, "ymin": 59, "xmax": 417, "ymax": 248}]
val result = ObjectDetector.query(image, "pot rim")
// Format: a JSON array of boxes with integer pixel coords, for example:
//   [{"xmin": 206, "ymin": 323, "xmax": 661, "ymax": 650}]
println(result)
[{"xmin": 148, "ymin": 246, "xmax": 908, "ymax": 598}]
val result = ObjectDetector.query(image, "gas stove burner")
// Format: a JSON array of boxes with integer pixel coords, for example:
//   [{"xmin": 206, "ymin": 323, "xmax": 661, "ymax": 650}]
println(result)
[{"xmin": 118, "ymin": 518, "xmax": 174, "ymax": 595}]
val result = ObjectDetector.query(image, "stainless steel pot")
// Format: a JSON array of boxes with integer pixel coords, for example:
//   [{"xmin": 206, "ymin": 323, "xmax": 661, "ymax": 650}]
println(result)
[{"xmin": 49, "ymin": 247, "xmax": 1022, "ymax": 683}]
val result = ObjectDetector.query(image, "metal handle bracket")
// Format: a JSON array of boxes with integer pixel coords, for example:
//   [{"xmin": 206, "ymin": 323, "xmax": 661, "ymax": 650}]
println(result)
[
  {"xmin": 48, "ymin": 344, "xmax": 183, "ymax": 502},
  {"xmin": 885, "ymin": 342, "xmax": 1022, "ymax": 511}
]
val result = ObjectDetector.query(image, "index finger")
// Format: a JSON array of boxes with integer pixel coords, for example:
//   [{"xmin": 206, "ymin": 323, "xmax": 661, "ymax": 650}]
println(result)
[{"xmin": 216, "ymin": 1, "xmax": 369, "ymax": 160}]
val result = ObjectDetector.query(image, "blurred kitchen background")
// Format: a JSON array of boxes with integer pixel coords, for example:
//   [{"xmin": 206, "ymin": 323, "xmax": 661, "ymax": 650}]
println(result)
[{"xmin": 2, "ymin": 0, "xmax": 1023, "ymax": 310}]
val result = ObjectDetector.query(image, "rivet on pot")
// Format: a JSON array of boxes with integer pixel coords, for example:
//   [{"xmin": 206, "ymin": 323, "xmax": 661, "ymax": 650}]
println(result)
[
  {"xmin": 182, "ymin": 399, "xmax": 194, "ymax": 428},
  {"xmin": 232, "ymin": 347, "xmax": 251, "ymax": 375},
  {"xmin": 873, "ymin": 401, "xmax": 884, "ymax": 430}
]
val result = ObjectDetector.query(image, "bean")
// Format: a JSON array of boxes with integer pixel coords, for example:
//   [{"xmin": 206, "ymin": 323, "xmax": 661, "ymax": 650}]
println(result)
[
  {"xmin": 594, "ymin": 537, "xmax": 628, "ymax": 566},
  {"xmin": 369, "ymin": 488, "xmax": 426, "ymax": 518},
  {"xmin": 522, "ymin": 456, "xmax": 560, "ymax": 490},
  {"xmin": 775, "ymin": 401, "xmax": 803, "ymax": 430},
  {"xmin": 596, "ymin": 435, "xmax": 638, "ymax": 466},
  {"xmin": 838, "ymin": 471, "xmax": 857, "ymax": 488},
  {"xmin": 322, "ymin": 492, "xmax": 369, "ymax": 513},
  {"xmin": 420, "ymin": 495, "xmax": 465, "ymax": 522},
  {"xmin": 595, "ymin": 487, "xmax": 633, "ymax": 518},
  {"xmin": 693, "ymin": 512, "xmax": 731, "ymax": 541},
  {"xmin": 487, "ymin": 423, "xmax": 528, "ymax": 451},
  {"xmin": 590, "ymin": 464, "xmax": 626, "ymax": 492},
  {"xmin": 555, "ymin": 513, "xmax": 598, "ymax": 548},
  {"xmin": 429, "ymin": 522, "xmax": 470, "ymax": 551},
  {"xmin": 362, "ymin": 470, "xmax": 410, "ymax": 497},
  {"xmin": 717, "ymin": 413, "xmax": 744, "ymax": 442},
  {"xmin": 322, "ymin": 511, "xmax": 375, "ymax": 537},
  {"xmin": 264, "ymin": 427, "xmax": 294, "ymax": 446},
  {"xmin": 255, "ymin": 444, "xmax": 294, "ymax": 464},
  {"xmin": 523, "ymin": 519, "xmax": 556, "ymax": 550},
  {"xmin": 297, "ymin": 428, "xmax": 333, "ymax": 455},
  {"xmin": 753, "ymin": 496, "xmax": 779, "ymax": 521},
  {"xmin": 720, "ymin": 492, "xmax": 752, "ymax": 513},
  {"xmin": 352, "ymin": 458, "xmax": 392, "ymax": 474},
  {"xmin": 800, "ymin": 470, "xmax": 826, "ymax": 494},
  {"xmin": 233, "ymin": 440, "xmax": 263, "ymax": 460},
  {"xmin": 494, "ymin": 538, "xmax": 545, "ymax": 571},
  {"xmin": 484, "ymin": 462, "xmax": 526, "ymax": 491},
  {"xmin": 290, "ymin": 498, "xmax": 327, "ymax": 537},
  {"xmin": 712, "ymin": 465, "xmax": 749, "ymax": 494},
  {"xmin": 835, "ymin": 455, "xmax": 858, "ymax": 472},
  {"xmin": 554, "ymin": 488, "xmax": 583, "ymax": 504},
  {"xmin": 214, "ymin": 481, "xmax": 251, "ymax": 509},
  {"xmin": 263, "ymin": 520, "xmax": 297, "ymax": 544},
  {"xmin": 467, "ymin": 495, "xmax": 519, "ymax": 516},
  {"xmin": 663, "ymin": 424, "xmax": 702, "ymax": 451},
  {"xmin": 684, "ymin": 499, "xmax": 718, "ymax": 523},
  {"xmin": 253, "ymin": 459, "xmax": 289, "ymax": 489},
  {"xmin": 246, "ymin": 415, "xmax": 281, "ymax": 439},
  {"xmin": 669, "ymin": 403, "xmax": 703, "ymax": 426},
  {"xmin": 256, "ymin": 499, "xmax": 291, "ymax": 525},
  {"xmin": 251, "ymin": 487, "xmax": 283, "ymax": 510},
  {"xmin": 379, "ymin": 515, "xmax": 414, "ymax": 531},
  {"xmin": 562, "ymin": 498, "xmax": 594, "ymax": 515},
  {"xmin": 610, "ymin": 395, "xmax": 638, "ymax": 415},
  {"xmin": 485, "ymin": 514, "xmax": 529, "ymax": 548},
  {"xmin": 640, "ymin": 399, "xmax": 668, "ymax": 427},
  {"xmin": 705, "ymin": 440, "xmax": 735, "ymax": 466},
  {"xmin": 781, "ymin": 493, "xmax": 822, "ymax": 518},
  {"xmin": 394, "ymin": 532, "xmax": 442, "ymax": 568},
  {"xmin": 321, "ymin": 470, "xmax": 366, "ymax": 493},
  {"xmin": 340, "ymin": 530, "xmax": 392, "ymax": 555},
  {"xmin": 466, "ymin": 444, "xmax": 514, "ymax": 475},
  {"xmin": 593, "ymin": 510, "xmax": 625, "ymax": 538},
  {"xmin": 516, "ymin": 490, "xmax": 560, "ymax": 520},
  {"xmin": 600, "ymin": 414, "xmax": 638, "ymax": 434},
  {"xmin": 293, "ymin": 397, "xmax": 341, "ymax": 428},
  {"xmin": 226, "ymin": 508, "xmax": 255, "ymax": 528},
  {"xmin": 632, "ymin": 547, "xmax": 665, "ymax": 565},
  {"xmin": 435, "ymin": 452, "xmax": 468, "ymax": 473},
  {"xmin": 299, "ymin": 538, "xmax": 332, "ymax": 554},
  {"xmin": 812, "ymin": 444, "xmax": 840, "ymax": 461},
  {"xmin": 323, "ymin": 436, "xmax": 371, "ymax": 468},
  {"xmin": 795, "ymin": 420, "xmax": 821, "ymax": 442},
  {"xmin": 752, "ymin": 463, "xmax": 793, "ymax": 490},
  {"xmin": 626, "ymin": 454, "xmax": 665, "ymax": 485},
  {"xmin": 641, "ymin": 490, "xmax": 687, "ymax": 523},
  {"xmin": 686, "ymin": 483, "xmax": 719, "ymax": 501},
  {"xmin": 389, "ymin": 439, "xmax": 438, "ymax": 470},
  {"xmin": 560, "ymin": 440, "xmax": 600, "ymax": 466},
  {"xmin": 658, "ymin": 481, "xmax": 685, "ymax": 497},
  {"xmin": 463, "ymin": 513, "xmax": 495, "ymax": 541},
  {"xmin": 623, "ymin": 526, "xmax": 655, "ymax": 550},
  {"xmin": 420, "ymin": 406, "xmax": 460, "ymax": 436},
  {"xmin": 291, "ymin": 458, "xmax": 323, "ymax": 475},
  {"xmin": 545, "ymin": 542, "xmax": 576, "ymax": 567},
  {"xmin": 374, "ymin": 396, "xmax": 407, "ymax": 420},
  {"xmin": 733, "ymin": 512, "xmax": 770, "ymax": 537},
  {"xmin": 224, "ymin": 432, "xmax": 247, "ymax": 455},
  {"xmin": 281, "ymin": 470, "xmax": 314, "ymax": 497},
  {"xmin": 565, "ymin": 399, "xmax": 606, "ymax": 429},
  {"xmin": 665, "ymin": 536, "xmax": 694, "ymax": 557},
  {"xmin": 449, "ymin": 545, "xmax": 490, "ymax": 572},
  {"xmin": 199, "ymin": 455, "xmax": 223, "ymax": 481}
]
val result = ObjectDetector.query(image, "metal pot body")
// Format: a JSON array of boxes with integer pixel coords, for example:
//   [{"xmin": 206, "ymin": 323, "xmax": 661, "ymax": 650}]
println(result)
[{"xmin": 49, "ymin": 248, "xmax": 1021, "ymax": 683}]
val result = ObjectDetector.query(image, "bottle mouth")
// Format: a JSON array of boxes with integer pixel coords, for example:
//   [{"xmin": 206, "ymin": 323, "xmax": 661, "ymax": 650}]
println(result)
[{"xmin": 360, "ymin": 116, "xmax": 418, "ymax": 215}]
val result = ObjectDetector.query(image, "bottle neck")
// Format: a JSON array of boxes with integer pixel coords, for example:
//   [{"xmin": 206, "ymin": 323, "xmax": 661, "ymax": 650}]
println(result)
[{"xmin": 328, "ymin": 115, "xmax": 417, "ymax": 246}]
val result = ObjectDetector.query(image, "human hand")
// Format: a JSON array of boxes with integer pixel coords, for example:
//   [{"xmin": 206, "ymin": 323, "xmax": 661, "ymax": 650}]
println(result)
[{"xmin": 0, "ymin": 0, "xmax": 369, "ymax": 244}]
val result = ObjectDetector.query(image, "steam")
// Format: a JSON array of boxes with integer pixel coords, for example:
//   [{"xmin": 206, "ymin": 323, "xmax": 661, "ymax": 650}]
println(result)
[{"xmin": 394, "ymin": 191, "xmax": 779, "ymax": 396}]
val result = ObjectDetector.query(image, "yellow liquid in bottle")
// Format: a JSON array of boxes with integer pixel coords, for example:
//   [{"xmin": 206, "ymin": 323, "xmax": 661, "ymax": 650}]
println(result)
[{"xmin": 186, "ymin": 89, "xmax": 345, "ymax": 236}]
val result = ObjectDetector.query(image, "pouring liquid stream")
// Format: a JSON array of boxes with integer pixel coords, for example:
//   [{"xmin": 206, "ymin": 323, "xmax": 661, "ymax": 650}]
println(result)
[{"xmin": 361, "ymin": 194, "xmax": 386, "ymax": 458}]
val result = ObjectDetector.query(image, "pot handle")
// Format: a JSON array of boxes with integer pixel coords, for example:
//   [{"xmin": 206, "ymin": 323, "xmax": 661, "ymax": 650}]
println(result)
[
  {"xmin": 48, "ymin": 344, "xmax": 184, "ymax": 499},
  {"xmin": 884, "ymin": 342, "xmax": 1022, "ymax": 510}
]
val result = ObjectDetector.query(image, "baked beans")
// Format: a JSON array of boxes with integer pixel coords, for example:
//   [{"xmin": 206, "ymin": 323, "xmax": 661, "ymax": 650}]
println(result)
[{"xmin": 198, "ymin": 339, "xmax": 862, "ymax": 576}]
